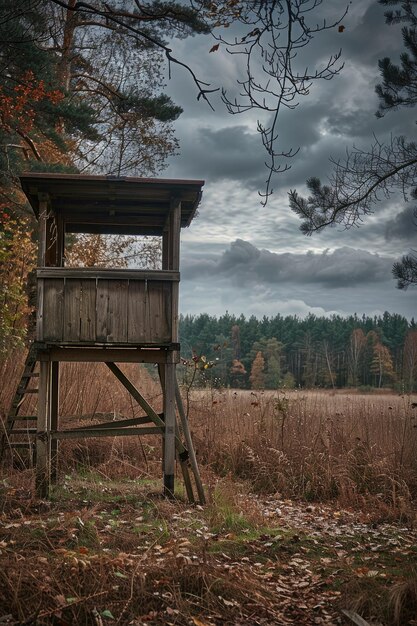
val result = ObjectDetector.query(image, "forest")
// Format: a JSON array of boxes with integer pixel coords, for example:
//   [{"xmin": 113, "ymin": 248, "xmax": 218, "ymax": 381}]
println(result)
[{"xmin": 179, "ymin": 311, "xmax": 417, "ymax": 391}]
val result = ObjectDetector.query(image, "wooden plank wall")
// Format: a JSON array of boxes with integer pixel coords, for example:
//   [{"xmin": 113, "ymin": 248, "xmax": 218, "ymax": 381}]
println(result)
[{"xmin": 39, "ymin": 276, "xmax": 174, "ymax": 345}]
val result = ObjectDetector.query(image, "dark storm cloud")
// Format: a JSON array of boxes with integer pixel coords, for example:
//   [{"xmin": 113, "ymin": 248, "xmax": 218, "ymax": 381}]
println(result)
[
  {"xmin": 385, "ymin": 206, "xmax": 417, "ymax": 243},
  {"xmin": 170, "ymin": 125, "xmax": 266, "ymax": 186},
  {"xmin": 336, "ymin": 1, "xmax": 400, "ymax": 67},
  {"xmin": 182, "ymin": 239, "xmax": 392, "ymax": 288}
]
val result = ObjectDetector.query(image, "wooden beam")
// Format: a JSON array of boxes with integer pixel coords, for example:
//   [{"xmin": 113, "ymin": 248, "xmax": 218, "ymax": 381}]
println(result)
[
  {"xmin": 158, "ymin": 365, "xmax": 194, "ymax": 503},
  {"xmin": 52, "ymin": 427, "xmax": 162, "ymax": 439},
  {"xmin": 37, "ymin": 194, "xmax": 48, "ymax": 266},
  {"xmin": 175, "ymin": 379, "xmax": 205, "ymax": 505},
  {"xmin": 38, "ymin": 347, "xmax": 180, "ymax": 364},
  {"xmin": 37, "ymin": 268, "xmax": 179, "ymax": 281},
  {"xmin": 50, "ymin": 362, "xmax": 59, "ymax": 483},
  {"xmin": 169, "ymin": 196, "xmax": 181, "ymax": 271},
  {"xmin": 74, "ymin": 414, "xmax": 159, "ymax": 431},
  {"xmin": 105, "ymin": 363, "xmax": 166, "ymax": 429},
  {"xmin": 105, "ymin": 362, "xmax": 187, "ymax": 456},
  {"xmin": 36, "ymin": 361, "xmax": 50, "ymax": 498},
  {"xmin": 163, "ymin": 363, "xmax": 176, "ymax": 498}
]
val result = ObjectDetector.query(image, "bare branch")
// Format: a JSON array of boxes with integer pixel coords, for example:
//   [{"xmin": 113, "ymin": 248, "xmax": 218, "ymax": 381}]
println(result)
[{"xmin": 213, "ymin": 0, "xmax": 347, "ymax": 204}]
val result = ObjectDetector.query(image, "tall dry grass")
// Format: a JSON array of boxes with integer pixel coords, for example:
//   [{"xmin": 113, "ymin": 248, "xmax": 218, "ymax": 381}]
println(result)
[
  {"xmin": 2, "ymin": 351, "xmax": 417, "ymax": 515},
  {"xmin": 188, "ymin": 388, "xmax": 417, "ymax": 516}
]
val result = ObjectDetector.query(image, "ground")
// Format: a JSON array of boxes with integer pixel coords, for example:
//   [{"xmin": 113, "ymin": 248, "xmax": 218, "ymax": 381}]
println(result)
[{"xmin": 1, "ymin": 472, "xmax": 416, "ymax": 626}]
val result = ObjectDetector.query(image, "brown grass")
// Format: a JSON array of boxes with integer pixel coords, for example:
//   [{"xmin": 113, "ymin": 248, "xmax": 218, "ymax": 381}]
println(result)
[
  {"xmin": 2, "ymin": 352, "xmax": 417, "ymax": 518},
  {"xmin": 189, "ymin": 388, "xmax": 417, "ymax": 517}
]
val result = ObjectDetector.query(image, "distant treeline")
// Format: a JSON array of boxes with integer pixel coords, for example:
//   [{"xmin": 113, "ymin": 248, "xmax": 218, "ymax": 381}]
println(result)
[{"xmin": 178, "ymin": 312, "xmax": 417, "ymax": 390}]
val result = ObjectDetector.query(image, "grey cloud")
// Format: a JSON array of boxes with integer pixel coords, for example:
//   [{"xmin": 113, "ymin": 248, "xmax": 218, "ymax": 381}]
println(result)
[
  {"xmin": 169, "ymin": 125, "xmax": 266, "ymax": 187},
  {"xmin": 385, "ymin": 206, "xmax": 417, "ymax": 243},
  {"xmin": 182, "ymin": 239, "xmax": 393, "ymax": 288}
]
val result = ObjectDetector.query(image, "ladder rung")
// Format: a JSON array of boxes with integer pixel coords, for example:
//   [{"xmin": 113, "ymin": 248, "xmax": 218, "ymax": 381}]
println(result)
[
  {"xmin": 22, "ymin": 389, "xmax": 38, "ymax": 394},
  {"xmin": 9, "ymin": 429, "xmax": 37, "ymax": 435},
  {"xmin": 7, "ymin": 415, "xmax": 37, "ymax": 421},
  {"xmin": 8, "ymin": 443, "xmax": 34, "ymax": 449},
  {"xmin": 22, "ymin": 372, "xmax": 39, "ymax": 379}
]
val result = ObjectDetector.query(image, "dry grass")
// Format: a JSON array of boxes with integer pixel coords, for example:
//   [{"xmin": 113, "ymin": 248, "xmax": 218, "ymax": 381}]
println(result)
[
  {"xmin": 2, "ymin": 352, "xmax": 417, "ymax": 517},
  {"xmin": 189, "ymin": 388, "xmax": 417, "ymax": 517}
]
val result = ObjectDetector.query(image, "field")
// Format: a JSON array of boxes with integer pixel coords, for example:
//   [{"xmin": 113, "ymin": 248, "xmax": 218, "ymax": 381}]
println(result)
[{"xmin": 1, "ymin": 358, "xmax": 417, "ymax": 625}]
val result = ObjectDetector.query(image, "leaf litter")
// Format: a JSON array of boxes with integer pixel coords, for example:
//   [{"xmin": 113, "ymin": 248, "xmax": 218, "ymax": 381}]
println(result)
[{"xmin": 0, "ymin": 478, "xmax": 416, "ymax": 625}]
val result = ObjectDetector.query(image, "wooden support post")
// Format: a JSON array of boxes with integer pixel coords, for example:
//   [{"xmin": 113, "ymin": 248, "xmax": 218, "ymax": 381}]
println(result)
[
  {"xmin": 162, "ymin": 230, "xmax": 169, "ymax": 270},
  {"xmin": 175, "ymin": 378, "xmax": 206, "ymax": 504},
  {"xmin": 50, "ymin": 361, "xmax": 59, "ymax": 482},
  {"xmin": 37, "ymin": 194, "xmax": 48, "ymax": 267},
  {"xmin": 36, "ymin": 360, "xmax": 50, "ymax": 498},
  {"xmin": 158, "ymin": 365, "xmax": 195, "ymax": 503},
  {"xmin": 36, "ymin": 195, "xmax": 48, "ymax": 343},
  {"xmin": 163, "ymin": 362, "xmax": 176, "ymax": 498}
]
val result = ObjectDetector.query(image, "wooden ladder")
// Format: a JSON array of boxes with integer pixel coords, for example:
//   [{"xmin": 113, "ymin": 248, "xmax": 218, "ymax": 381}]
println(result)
[{"xmin": 0, "ymin": 343, "xmax": 39, "ymax": 463}]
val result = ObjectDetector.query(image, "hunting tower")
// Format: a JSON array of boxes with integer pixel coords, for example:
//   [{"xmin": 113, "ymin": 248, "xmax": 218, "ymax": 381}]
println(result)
[{"xmin": 4, "ymin": 173, "xmax": 205, "ymax": 501}]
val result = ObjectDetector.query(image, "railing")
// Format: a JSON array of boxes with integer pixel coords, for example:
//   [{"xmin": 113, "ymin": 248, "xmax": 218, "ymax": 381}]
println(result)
[{"xmin": 36, "ymin": 268, "xmax": 179, "ymax": 346}]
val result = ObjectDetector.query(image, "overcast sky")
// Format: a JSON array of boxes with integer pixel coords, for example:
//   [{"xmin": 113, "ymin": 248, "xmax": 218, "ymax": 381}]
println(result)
[{"xmin": 163, "ymin": 0, "xmax": 416, "ymax": 320}]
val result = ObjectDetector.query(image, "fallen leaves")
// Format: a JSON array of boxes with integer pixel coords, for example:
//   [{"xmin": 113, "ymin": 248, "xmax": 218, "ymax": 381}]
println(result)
[{"xmin": 1, "ymin": 482, "xmax": 417, "ymax": 625}]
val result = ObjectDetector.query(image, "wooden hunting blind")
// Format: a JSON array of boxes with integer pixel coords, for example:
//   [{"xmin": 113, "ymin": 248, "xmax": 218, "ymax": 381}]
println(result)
[{"xmin": 3, "ymin": 173, "xmax": 205, "ymax": 502}]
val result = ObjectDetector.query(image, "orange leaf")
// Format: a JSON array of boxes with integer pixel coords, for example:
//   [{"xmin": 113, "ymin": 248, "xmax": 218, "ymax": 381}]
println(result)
[{"xmin": 209, "ymin": 43, "xmax": 220, "ymax": 53}]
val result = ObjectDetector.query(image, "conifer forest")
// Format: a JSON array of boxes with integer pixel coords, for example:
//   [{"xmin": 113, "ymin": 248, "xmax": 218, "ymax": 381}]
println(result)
[{"xmin": 179, "ymin": 312, "xmax": 417, "ymax": 391}]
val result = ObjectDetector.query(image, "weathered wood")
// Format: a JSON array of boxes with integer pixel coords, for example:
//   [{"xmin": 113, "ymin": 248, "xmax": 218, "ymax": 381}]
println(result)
[
  {"xmin": 52, "ymin": 427, "xmax": 162, "ymax": 439},
  {"xmin": 175, "ymin": 378, "xmax": 206, "ymax": 504},
  {"xmin": 50, "ymin": 362, "xmax": 59, "ymax": 482},
  {"xmin": 128, "ymin": 280, "xmax": 147, "ymax": 343},
  {"xmin": 21, "ymin": 175, "xmax": 204, "ymax": 242},
  {"xmin": 13, "ymin": 174, "xmax": 207, "ymax": 503},
  {"xmin": 38, "ymin": 268, "xmax": 179, "ymax": 281},
  {"xmin": 107, "ymin": 280, "xmax": 128, "ymax": 342},
  {"xmin": 169, "ymin": 197, "xmax": 181, "ymax": 271},
  {"xmin": 39, "ymin": 346, "xmax": 179, "ymax": 363},
  {"xmin": 158, "ymin": 365, "xmax": 194, "ymax": 504},
  {"xmin": 36, "ymin": 277, "xmax": 44, "ymax": 342},
  {"xmin": 79, "ymin": 279, "xmax": 96, "ymax": 342},
  {"xmin": 104, "ymin": 362, "xmax": 186, "ymax": 454},
  {"xmin": 37, "ymin": 195, "xmax": 48, "ymax": 267},
  {"xmin": 38, "ymin": 269, "xmax": 179, "ymax": 346},
  {"xmin": 63, "ymin": 279, "xmax": 82, "ymax": 342},
  {"xmin": 36, "ymin": 361, "xmax": 50, "ymax": 498},
  {"xmin": 171, "ymin": 281, "xmax": 179, "ymax": 344},
  {"xmin": 45, "ymin": 213, "xmax": 58, "ymax": 267},
  {"xmin": 163, "ymin": 363, "xmax": 176, "ymax": 498},
  {"xmin": 56, "ymin": 214, "xmax": 65, "ymax": 267},
  {"xmin": 162, "ymin": 230, "xmax": 169, "ymax": 270},
  {"xmin": 96, "ymin": 279, "xmax": 109, "ymax": 342},
  {"xmin": 148, "ymin": 282, "xmax": 171, "ymax": 343},
  {"xmin": 105, "ymin": 363, "xmax": 165, "ymax": 428},
  {"xmin": 74, "ymin": 415, "xmax": 158, "ymax": 430},
  {"xmin": 42, "ymin": 279, "xmax": 64, "ymax": 342}
]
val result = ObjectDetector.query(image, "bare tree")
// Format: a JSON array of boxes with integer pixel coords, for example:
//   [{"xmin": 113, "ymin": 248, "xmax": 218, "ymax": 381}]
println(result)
[{"xmin": 206, "ymin": 0, "xmax": 346, "ymax": 203}]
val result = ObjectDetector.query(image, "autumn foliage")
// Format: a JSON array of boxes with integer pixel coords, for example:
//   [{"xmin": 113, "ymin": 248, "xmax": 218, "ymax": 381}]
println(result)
[{"xmin": 0, "ymin": 71, "xmax": 63, "ymax": 138}]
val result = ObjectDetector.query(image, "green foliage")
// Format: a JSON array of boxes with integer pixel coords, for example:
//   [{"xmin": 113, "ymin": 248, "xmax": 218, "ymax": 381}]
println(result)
[{"xmin": 179, "ymin": 311, "xmax": 413, "ymax": 390}]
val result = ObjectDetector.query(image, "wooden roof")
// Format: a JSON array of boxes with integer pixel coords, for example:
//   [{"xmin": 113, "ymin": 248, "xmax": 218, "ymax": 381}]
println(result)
[{"xmin": 20, "ymin": 173, "xmax": 204, "ymax": 235}]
